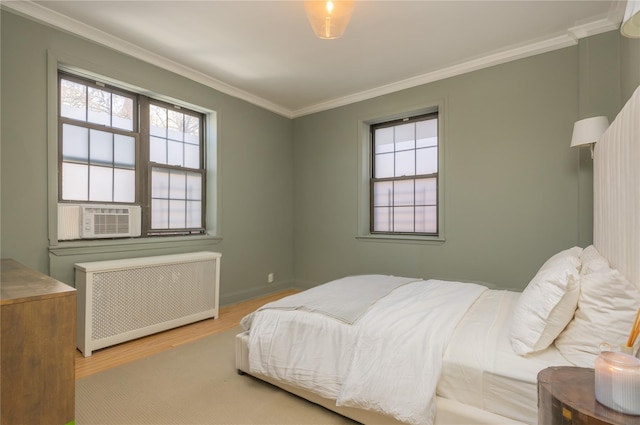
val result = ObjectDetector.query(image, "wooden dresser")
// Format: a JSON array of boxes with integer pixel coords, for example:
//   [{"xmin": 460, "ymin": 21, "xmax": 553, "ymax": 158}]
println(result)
[
  {"xmin": 538, "ymin": 366, "xmax": 640, "ymax": 425},
  {"xmin": 1, "ymin": 258, "xmax": 76, "ymax": 425}
]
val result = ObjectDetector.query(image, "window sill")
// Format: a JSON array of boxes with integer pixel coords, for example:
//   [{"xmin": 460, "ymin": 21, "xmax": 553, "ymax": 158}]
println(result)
[
  {"xmin": 356, "ymin": 234, "xmax": 445, "ymax": 245},
  {"xmin": 49, "ymin": 234, "xmax": 222, "ymax": 256}
]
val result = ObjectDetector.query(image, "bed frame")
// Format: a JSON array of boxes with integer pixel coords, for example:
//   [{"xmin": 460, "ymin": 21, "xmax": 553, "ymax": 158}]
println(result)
[{"xmin": 235, "ymin": 86, "xmax": 640, "ymax": 425}]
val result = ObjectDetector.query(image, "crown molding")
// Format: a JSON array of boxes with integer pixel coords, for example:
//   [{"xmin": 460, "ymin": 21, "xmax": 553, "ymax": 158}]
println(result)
[
  {"xmin": 292, "ymin": 15, "xmax": 621, "ymax": 117},
  {"xmin": 1, "ymin": 0, "xmax": 294, "ymax": 118},
  {"xmin": 2, "ymin": 0, "xmax": 623, "ymax": 119},
  {"xmin": 293, "ymin": 33, "xmax": 580, "ymax": 117}
]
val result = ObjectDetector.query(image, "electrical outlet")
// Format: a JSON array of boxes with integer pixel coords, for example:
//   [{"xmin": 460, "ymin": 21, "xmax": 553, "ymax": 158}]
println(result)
[{"xmin": 267, "ymin": 273, "xmax": 274, "ymax": 283}]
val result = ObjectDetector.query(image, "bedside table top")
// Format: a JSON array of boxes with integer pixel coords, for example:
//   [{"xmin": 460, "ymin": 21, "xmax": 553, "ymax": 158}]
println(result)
[{"xmin": 538, "ymin": 366, "xmax": 640, "ymax": 425}]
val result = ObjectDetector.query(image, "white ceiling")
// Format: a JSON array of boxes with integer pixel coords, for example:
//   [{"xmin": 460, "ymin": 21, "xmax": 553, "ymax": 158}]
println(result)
[{"xmin": 3, "ymin": 1, "xmax": 626, "ymax": 117}]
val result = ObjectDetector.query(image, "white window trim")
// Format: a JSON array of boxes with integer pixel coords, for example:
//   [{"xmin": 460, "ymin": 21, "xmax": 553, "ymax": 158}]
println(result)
[
  {"xmin": 356, "ymin": 99, "xmax": 447, "ymax": 244},
  {"xmin": 46, "ymin": 49, "xmax": 221, "ymax": 253}
]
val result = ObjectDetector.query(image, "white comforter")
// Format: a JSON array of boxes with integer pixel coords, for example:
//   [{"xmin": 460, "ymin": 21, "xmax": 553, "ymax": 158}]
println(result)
[{"xmin": 244, "ymin": 275, "xmax": 488, "ymax": 425}]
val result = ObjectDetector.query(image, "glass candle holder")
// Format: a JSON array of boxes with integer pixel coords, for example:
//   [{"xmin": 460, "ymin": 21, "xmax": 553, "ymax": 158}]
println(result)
[{"xmin": 595, "ymin": 351, "xmax": 640, "ymax": 415}]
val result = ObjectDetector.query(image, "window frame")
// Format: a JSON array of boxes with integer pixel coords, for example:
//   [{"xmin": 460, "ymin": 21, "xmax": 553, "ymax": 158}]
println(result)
[
  {"xmin": 356, "ymin": 101, "xmax": 446, "ymax": 244},
  {"xmin": 369, "ymin": 112, "xmax": 439, "ymax": 237},
  {"xmin": 56, "ymin": 70, "xmax": 208, "ymax": 240},
  {"xmin": 58, "ymin": 71, "xmax": 141, "ymax": 205},
  {"xmin": 140, "ymin": 97, "xmax": 207, "ymax": 236}
]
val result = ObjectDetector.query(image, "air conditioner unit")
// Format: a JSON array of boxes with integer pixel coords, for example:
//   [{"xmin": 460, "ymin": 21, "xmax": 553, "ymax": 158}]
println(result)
[{"xmin": 58, "ymin": 204, "xmax": 141, "ymax": 240}]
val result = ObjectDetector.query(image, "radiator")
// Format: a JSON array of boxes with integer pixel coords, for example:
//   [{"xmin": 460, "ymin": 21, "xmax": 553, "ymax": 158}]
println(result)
[{"xmin": 75, "ymin": 251, "xmax": 221, "ymax": 357}]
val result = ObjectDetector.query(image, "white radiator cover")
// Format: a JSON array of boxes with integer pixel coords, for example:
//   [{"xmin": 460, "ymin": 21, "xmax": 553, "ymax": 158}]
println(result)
[{"xmin": 75, "ymin": 251, "xmax": 221, "ymax": 357}]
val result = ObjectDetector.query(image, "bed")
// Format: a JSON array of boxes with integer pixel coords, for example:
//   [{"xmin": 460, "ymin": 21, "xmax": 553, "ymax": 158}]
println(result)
[{"xmin": 235, "ymin": 85, "xmax": 640, "ymax": 425}]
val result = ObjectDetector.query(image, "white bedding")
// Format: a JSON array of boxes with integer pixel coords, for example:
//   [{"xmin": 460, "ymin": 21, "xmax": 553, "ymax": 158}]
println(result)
[
  {"xmin": 245, "ymin": 277, "xmax": 487, "ymax": 425},
  {"xmin": 244, "ymin": 276, "xmax": 573, "ymax": 425},
  {"xmin": 438, "ymin": 290, "xmax": 572, "ymax": 424}
]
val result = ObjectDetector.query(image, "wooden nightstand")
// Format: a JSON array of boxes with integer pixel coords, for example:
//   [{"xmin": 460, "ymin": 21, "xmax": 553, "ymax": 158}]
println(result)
[{"xmin": 538, "ymin": 366, "xmax": 640, "ymax": 425}]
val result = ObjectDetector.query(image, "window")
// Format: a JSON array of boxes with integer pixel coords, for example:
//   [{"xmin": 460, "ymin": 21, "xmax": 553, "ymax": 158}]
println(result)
[
  {"xmin": 58, "ymin": 72, "xmax": 206, "ymax": 237},
  {"xmin": 370, "ymin": 113, "xmax": 439, "ymax": 235},
  {"xmin": 147, "ymin": 101, "xmax": 204, "ymax": 233},
  {"xmin": 59, "ymin": 75, "xmax": 137, "ymax": 203}
]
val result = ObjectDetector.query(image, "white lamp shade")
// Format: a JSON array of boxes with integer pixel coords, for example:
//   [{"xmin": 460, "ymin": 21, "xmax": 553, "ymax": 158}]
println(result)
[
  {"xmin": 571, "ymin": 116, "xmax": 610, "ymax": 148},
  {"xmin": 621, "ymin": 0, "xmax": 640, "ymax": 38},
  {"xmin": 305, "ymin": 1, "xmax": 354, "ymax": 39}
]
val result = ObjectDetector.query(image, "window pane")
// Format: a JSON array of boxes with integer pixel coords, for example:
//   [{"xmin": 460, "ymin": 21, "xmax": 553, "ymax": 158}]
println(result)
[
  {"xmin": 416, "ymin": 147, "xmax": 438, "ymax": 175},
  {"xmin": 170, "ymin": 171, "xmax": 186, "ymax": 199},
  {"xmin": 186, "ymin": 200, "xmax": 201, "ymax": 228},
  {"xmin": 184, "ymin": 144, "xmax": 200, "ymax": 169},
  {"xmin": 186, "ymin": 173, "xmax": 202, "ymax": 200},
  {"xmin": 112, "ymin": 94, "xmax": 134, "ymax": 131},
  {"xmin": 415, "ymin": 206, "xmax": 437, "ymax": 233},
  {"xmin": 375, "ymin": 127, "xmax": 394, "ymax": 154},
  {"xmin": 417, "ymin": 119, "xmax": 437, "ymax": 148},
  {"xmin": 90, "ymin": 129, "xmax": 113, "ymax": 166},
  {"xmin": 62, "ymin": 163, "xmax": 88, "ymax": 200},
  {"xmin": 395, "ymin": 150, "xmax": 415, "ymax": 176},
  {"xmin": 415, "ymin": 178, "xmax": 437, "ymax": 205},
  {"xmin": 168, "ymin": 110, "xmax": 184, "ymax": 141},
  {"xmin": 152, "ymin": 199, "xmax": 169, "ymax": 229},
  {"xmin": 88, "ymin": 87, "xmax": 111, "ymax": 126},
  {"xmin": 373, "ymin": 181, "xmax": 392, "ymax": 206},
  {"xmin": 393, "ymin": 206, "xmax": 414, "ymax": 232},
  {"xmin": 89, "ymin": 165, "xmax": 113, "ymax": 201},
  {"xmin": 113, "ymin": 169, "xmax": 135, "ymax": 202},
  {"xmin": 60, "ymin": 79, "xmax": 86, "ymax": 121},
  {"xmin": 150, "ymin": 136, "xmax": 167, "ymax": 164},
  {"xmin": 62, "ymin": 124, "xmax": 89, "ymax": 162},
  {"xmin": 168, "ymin": 140, "xmax": 184, "ymax": 167},
  {"xmin": 375, "ymin": 153, "xmax": 394, "ymax": 178},
  {"xmin": 393, "ymin": 180, "xmax": 414, "ymax": 206},
  {"xmin": 373, "ymin": 207, "xmax": 391, "ymax": 232},
  {"xmin": 151, "ymin": 167, "xmax": 170, "ymax": 198},
  {"xmin": 184, "ymin": 115, "xmax": 200, "ymax": 144},
  {"xmin": 169, "ymin": 200, "xmax": 185, "ymax": 228},
  {"xmin": 394, "ymin": 123, "xmax": 415, "ymax": 151},
  {"xmin": 150, "ymin": 104, "xmax": 167, "ymax": 137},
  {"xmin": 114, "ymin": 134, "xmax": 135, "ymax": 168}
]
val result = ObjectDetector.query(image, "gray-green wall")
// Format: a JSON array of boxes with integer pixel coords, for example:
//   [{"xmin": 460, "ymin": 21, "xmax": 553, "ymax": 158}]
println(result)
[
  {"xmin": 2, "ymin": 9, "xmax": 638, "ymax": 301},
  {"xmin": 1, "ymin": 10, "xmax": 294, "ymax": 305},
  {"xmin": 621, "ymin": 34, "xmax": 640, "ymax": 105},
  {"xmin": 292, "ymin": 31, "xmax": 627, "ymax": 291}
]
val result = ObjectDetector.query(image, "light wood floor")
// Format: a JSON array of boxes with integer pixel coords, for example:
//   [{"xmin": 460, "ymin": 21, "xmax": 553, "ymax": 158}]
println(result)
[{"xmin": 75, "ymin": 289, "xmax": 297, "ymax": 380}]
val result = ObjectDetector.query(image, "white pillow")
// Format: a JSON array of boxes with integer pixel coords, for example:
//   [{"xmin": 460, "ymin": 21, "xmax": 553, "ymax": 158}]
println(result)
[
  {"xmin": 509, "ymin": 247, "xmax": 582, "ymax": 356},
  {"xmin": 555, "ymin": 249, "xmax": 640, "ymax": 367},
  {"xmin": 579, "ymin": 244, "xmax": 610, "ymax": 275}
]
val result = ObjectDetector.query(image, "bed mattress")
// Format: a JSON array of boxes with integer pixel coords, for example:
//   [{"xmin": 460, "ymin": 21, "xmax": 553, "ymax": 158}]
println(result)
[{"xmin": 438, "ymin": 289, "xmax": 572, "ymax": 424}]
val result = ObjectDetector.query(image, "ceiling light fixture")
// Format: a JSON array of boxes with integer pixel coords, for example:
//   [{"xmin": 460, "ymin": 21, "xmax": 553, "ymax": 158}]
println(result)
[
  {"xmin": 621, "ymin": 0, "xmax": 640, "ymax": 38},
  {"xmin": 304, "ymin": 1, "xmax": 355, "ymax": 40}
]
